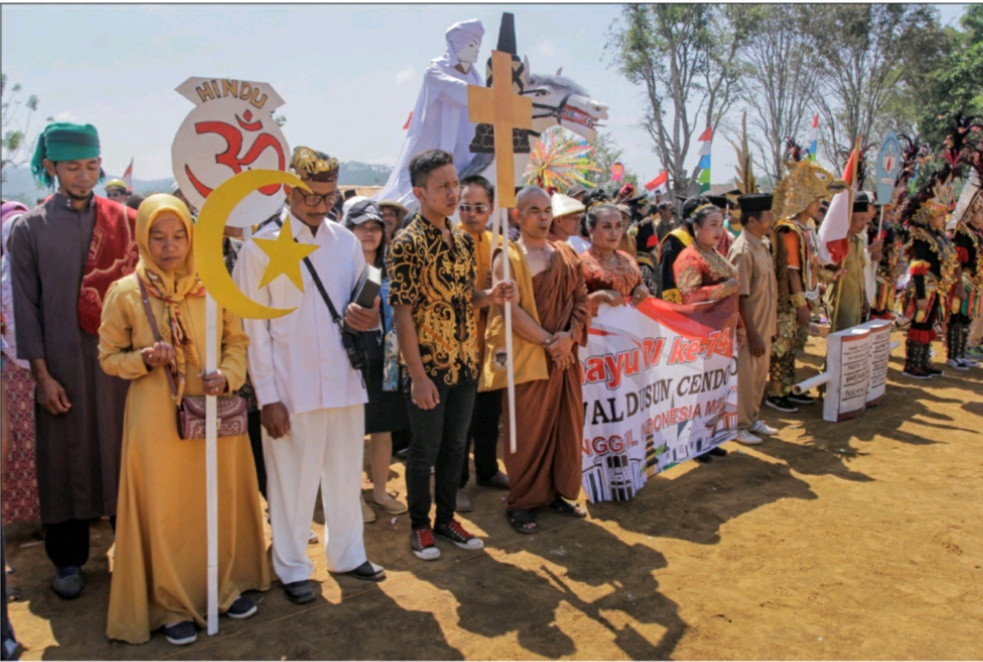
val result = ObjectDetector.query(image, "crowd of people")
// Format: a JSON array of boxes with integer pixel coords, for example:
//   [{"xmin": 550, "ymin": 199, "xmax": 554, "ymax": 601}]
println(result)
[{"xmin": 0, "ymin": 117, "xmax": 981, "ymax": 654}]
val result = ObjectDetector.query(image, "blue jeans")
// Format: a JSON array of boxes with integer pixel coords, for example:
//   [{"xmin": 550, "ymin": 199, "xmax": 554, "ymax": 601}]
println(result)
[{"xmin": 404, "ymin": 380, "xmax": 477, "ymax": 529}]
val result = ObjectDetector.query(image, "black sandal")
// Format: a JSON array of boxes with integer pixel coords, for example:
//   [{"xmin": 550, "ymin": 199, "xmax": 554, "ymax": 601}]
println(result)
[
  {"xmin": 507, "ymin": 508, "xmax": 540, "ymax": 534},
  {"xmin": 547, "ymin": 496, "xmax": 587, "ymax": 518}
]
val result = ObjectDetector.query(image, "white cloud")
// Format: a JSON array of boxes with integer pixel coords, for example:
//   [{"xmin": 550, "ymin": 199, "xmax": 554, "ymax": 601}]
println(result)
[
  {"xmin": 535, "ymin": 39, "xmax": 558, "ymax": 57},
  {"xmin": 394, "ymin": 65, "xmax": 416, "ymax": 85}
]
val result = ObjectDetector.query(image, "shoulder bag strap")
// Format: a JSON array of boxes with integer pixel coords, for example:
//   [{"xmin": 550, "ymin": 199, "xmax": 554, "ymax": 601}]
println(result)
[
  {"xmin": 136, "ymin": 275, "xmax": 180, "ymax": 399},
  {"xmin": 272, "ymin": 217, "xmax": 345, "ymax": 329}
]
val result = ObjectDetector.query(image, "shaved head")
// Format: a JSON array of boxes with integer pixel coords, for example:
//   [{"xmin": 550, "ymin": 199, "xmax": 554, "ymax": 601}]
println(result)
[
  {"xmin": 515, "ymin": 186, "xmax": 550, "ymax": 211},
  {"xmin": 512, "ymin": 186, "xmax": 552, "ymax": 242}
]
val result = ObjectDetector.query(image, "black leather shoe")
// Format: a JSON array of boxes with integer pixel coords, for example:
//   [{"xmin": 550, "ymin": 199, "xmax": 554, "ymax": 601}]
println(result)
[
  {"xmin": 334, "ymin": 560, "xmax": 385, "ymax": 582},
  {"xmin": 283, "ymin": 580, "xmax": 317, "ymax": 604}
]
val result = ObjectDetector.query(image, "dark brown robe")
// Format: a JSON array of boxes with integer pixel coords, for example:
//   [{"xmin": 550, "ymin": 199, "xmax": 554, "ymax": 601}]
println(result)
[
  {"xmin": 505, "ymin": 242, "xmax": 590, "ymax": 510},
  {"xmin": 9, "ymin": 194, "xmax": 130, "ymax": 523}
]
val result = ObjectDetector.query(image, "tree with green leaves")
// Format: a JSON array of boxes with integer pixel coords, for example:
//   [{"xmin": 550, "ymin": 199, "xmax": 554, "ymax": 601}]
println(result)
[
  {"xmin": 915, "ymin": 4, "xmax": 983, "ymax": 146},
  {"xmin": 1, "ymin": 73, "xmax": 43, "ymax": 181},
  {"xmin": 609, "ymin": 4, "xmax": 743, "ymax": 200}
]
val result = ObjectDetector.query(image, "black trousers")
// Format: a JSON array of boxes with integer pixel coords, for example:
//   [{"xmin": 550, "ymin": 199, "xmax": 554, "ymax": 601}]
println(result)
[
  {"xmin": 44, "ymin": 519, "xmax": 91, "ymax": 568},
  {"xmin": 247, "ymin": 410, "xmax": 267, "ymax": 500},
  {"xmin": 460, "ymin": 389, "xmax": 503, "ymax": 487},
  {"xmin": 404, "ymin": 381, "xmax": 476, "ymax": 529}
]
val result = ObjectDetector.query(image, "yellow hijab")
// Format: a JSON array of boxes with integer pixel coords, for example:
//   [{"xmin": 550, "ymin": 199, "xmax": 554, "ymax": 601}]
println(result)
[{"xmin": 135, "ymin": 194, "xmax": 204, "ymax": 401}]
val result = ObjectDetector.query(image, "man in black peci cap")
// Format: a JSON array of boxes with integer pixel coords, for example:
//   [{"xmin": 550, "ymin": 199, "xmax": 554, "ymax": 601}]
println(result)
[{"xmin": 728, "ymin": 193, "xmax": 780, "ymax": 445}]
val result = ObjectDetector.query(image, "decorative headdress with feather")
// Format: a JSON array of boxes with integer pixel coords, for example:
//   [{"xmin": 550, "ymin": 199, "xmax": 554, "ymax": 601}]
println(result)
[
  {"xmin": 898, "ymin": 115, "xmax": 980, "ymax": 227},
  {"xmin": 948, "ymin": 120, "xmax": 983, "ymax": 228}
]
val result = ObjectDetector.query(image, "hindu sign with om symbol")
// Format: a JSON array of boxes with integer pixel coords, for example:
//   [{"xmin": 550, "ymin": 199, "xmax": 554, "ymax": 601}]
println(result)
[{"xmin": 171, "ymin": 77, "xmax": 290, "ymax": 227}]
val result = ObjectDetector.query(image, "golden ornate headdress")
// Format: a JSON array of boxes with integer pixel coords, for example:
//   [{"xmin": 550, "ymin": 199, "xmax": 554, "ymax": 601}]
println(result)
[
  {"xmin": 773, "ymin": 159, "xmax": 845, "ymax": 220},
  {"xmin": 290, "ymin": 146, "xmax": 339, "ymax": 179}
]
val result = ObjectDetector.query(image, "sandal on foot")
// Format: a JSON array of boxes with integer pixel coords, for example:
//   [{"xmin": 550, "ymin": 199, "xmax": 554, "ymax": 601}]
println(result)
[
  {"xmin": 547, "ymin": 496, "xmax": 587, "ymax": 518},
  {"xmin": 507, "ymin": 509, "xmax": 539, "ymax": 534}
]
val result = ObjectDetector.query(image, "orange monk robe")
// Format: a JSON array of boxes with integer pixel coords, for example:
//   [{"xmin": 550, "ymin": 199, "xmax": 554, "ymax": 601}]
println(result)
[{"xmin": 504, "ymin": 242, "xmax": 591, "ymax": 511}]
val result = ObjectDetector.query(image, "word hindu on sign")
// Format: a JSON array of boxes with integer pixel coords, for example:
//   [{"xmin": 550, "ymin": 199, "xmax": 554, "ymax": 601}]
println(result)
[{"xmin": 193, "ymin": 78, "xmax": 271, "ymax": 109}]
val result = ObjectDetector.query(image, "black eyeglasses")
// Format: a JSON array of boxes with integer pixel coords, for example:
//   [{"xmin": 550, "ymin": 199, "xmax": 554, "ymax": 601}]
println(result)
[
  {"xmin": 297, "ymin": 190, "xmax": 340, "ymax": 207},
  {"xmin": 106, "ymin": 190, "xmax": 127, "ymax": 198},
  {"xmin": 459, "ymin": 203, "xmax": 489, "ymax": 214}
]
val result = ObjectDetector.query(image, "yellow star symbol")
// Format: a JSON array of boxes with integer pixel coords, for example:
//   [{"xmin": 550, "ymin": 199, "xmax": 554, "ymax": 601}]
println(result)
[{"xmin": 253, "ymin": 216, "xmax": 319, "ymax": 290}]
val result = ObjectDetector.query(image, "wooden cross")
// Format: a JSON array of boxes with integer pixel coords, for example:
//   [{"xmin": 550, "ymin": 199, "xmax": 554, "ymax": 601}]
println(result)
[{"xmin": 467, "ymin": 50, "xmax": 533, "ymax": 208}]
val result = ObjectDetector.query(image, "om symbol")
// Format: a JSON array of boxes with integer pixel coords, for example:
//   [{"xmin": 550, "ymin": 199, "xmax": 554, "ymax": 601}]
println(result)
[{"xmin": 184, "ymin": 109, "xmax": 286, "ymax": 198}]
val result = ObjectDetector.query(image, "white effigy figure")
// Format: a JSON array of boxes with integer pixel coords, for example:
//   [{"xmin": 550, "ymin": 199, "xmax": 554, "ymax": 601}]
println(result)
[{"xmin": 376, "ymin": 19, "xmax": 484, "ymax": 211}]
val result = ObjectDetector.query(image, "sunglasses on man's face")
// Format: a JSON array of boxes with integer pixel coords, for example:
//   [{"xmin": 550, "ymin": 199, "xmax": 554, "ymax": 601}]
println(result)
[
  {"xmin": 459, "ymin": 203, "xmax": 489, "ymax": 214},
  {"xmin": 107, "ymin": 190, "xmax": 127, "ymax": 198}
]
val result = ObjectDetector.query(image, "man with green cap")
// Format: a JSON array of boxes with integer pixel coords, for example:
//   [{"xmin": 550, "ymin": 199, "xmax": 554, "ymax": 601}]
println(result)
[{"xmin": 9, "ymin": 122, "xmax": 138, "ymax": 599}]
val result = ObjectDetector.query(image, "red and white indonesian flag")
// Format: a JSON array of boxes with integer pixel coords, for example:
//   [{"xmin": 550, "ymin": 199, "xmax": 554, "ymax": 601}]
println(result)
[{"xmin": 818, "ymin": 147, "xmax": 858, "ymax": 265}]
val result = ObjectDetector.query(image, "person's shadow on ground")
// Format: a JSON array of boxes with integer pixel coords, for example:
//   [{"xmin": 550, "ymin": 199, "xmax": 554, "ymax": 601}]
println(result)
[
  {"xmin": 589, "ymin": 451, "xmax": 817, "ymax": 546},
  {"xmin": 405, "ymin": 514, "xmax": 687, "ymax": 660}
]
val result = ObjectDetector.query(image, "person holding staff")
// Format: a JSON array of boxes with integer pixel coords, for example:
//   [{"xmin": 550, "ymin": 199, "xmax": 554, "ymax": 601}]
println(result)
[{"xmin": 99, "ymin": 194, "xmax": 269, "ymax": 646}]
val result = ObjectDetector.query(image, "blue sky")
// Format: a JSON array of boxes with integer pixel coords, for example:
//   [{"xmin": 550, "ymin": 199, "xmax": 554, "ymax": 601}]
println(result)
[{"xmin": 1, "ymin": 3, "xmax": 968, "ymax": 185}]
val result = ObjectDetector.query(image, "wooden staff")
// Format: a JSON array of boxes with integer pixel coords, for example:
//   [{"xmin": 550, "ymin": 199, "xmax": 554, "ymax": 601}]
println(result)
[
  {"xmin": 468, "ymin": 50, "xmax": 533, "ymax": 454},
  {"xmin": 204, "ymin": 295, "xmax": 218, "ymax": 635}
]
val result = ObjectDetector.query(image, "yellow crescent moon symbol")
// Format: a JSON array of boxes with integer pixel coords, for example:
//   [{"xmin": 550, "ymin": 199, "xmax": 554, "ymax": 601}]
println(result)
[{"xmin": 196, "ymin": 169, "xmax": 309, "ymax": 320}]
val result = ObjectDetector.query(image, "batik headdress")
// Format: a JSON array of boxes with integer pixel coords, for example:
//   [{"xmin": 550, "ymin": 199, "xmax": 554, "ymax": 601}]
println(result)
[
  {"xmin": 289, "ymin": 146, "xmax": 339, "ymax": 179},
  {"xmin": 772, "ymin": 159, "xmax": 845, "ymax": 220}
]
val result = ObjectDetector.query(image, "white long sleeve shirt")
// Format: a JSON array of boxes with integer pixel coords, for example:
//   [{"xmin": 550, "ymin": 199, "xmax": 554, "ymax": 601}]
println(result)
[{"xmin": 234, "ymin": 210, "xmax": 368, "ymax": 414}]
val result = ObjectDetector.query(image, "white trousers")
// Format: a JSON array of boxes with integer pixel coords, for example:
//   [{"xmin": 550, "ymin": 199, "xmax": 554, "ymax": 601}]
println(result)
[{"xmin": 263, "ymin": 405, "xmax": 366, "ymax": 584}]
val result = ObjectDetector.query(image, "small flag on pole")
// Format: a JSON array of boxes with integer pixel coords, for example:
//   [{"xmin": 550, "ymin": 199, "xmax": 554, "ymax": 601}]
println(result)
[
  {"xmin": 122, "ymin": 158, "xmax": 134, "ymax": 191},
  {"xmin": 808, "ymin": 115, "xmax": 819, "ymax": 162},
  {"xmin": 644, "ymin": 170, "xmax": 668, "ymax": 191},
  {"xmin": 697, "ymin": 127, "xmax": 712, "ymax": 193},
  {"xmin": 818, "ymin": 141, "xmax": 860, "ymax": 265}
]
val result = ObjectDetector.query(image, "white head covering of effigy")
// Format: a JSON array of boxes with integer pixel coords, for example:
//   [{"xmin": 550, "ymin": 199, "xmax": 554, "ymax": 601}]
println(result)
[{"xmin": 445, "ymin": 19, "xmax": 484, "ymax": 66}]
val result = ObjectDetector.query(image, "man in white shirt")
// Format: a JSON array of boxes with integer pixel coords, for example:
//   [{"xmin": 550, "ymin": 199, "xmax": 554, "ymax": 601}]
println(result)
[{"xmin": 234, "ymin": 146, "xmax": 384, "ymax": 604}]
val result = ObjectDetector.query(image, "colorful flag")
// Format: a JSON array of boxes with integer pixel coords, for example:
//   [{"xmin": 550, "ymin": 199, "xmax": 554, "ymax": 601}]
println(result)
[
  {"xmin": 644, "ymin": 170, "xmax": 668, "ymax": 191},
  {"xmin": 122, "ymin": 158, "xmax": 134, "ymax": 191},
  {"xmin": 818, "ymin": 144, "xmax": 859, "ymax": 265},
  {"xmin": 610, "ymin": 162, "xmax": 625, "ymax": 182},
  {"xmin": 697, "ymin": 127, "xmax": 712, "ymax": 193},
  {"xmin": 808, "ymin": 115, "xmax": 819, "ymax": 162}
]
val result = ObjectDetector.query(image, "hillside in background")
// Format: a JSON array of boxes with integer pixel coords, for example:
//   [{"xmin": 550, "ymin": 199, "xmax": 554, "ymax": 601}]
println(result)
[{"xmin": 1, "ymin": 161, "xmax": 394, "ymax": 204}]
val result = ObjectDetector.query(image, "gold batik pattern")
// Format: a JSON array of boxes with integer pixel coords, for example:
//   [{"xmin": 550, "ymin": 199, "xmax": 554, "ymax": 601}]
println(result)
[{"xmin": 387, "ymin": 214, "xmax": 479, "ymax": 386}]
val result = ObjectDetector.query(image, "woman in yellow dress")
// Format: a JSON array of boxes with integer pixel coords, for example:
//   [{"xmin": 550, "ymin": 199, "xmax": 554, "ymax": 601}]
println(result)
[{"xmin": 99, "ymin": 194, "xmax": 269, "ymax": 646}]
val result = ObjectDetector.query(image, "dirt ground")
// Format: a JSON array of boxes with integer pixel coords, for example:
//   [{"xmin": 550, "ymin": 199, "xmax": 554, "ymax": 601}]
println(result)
[{"xmin": 4, "ymin": 330, "xmax": 982, "ymax": 660}]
